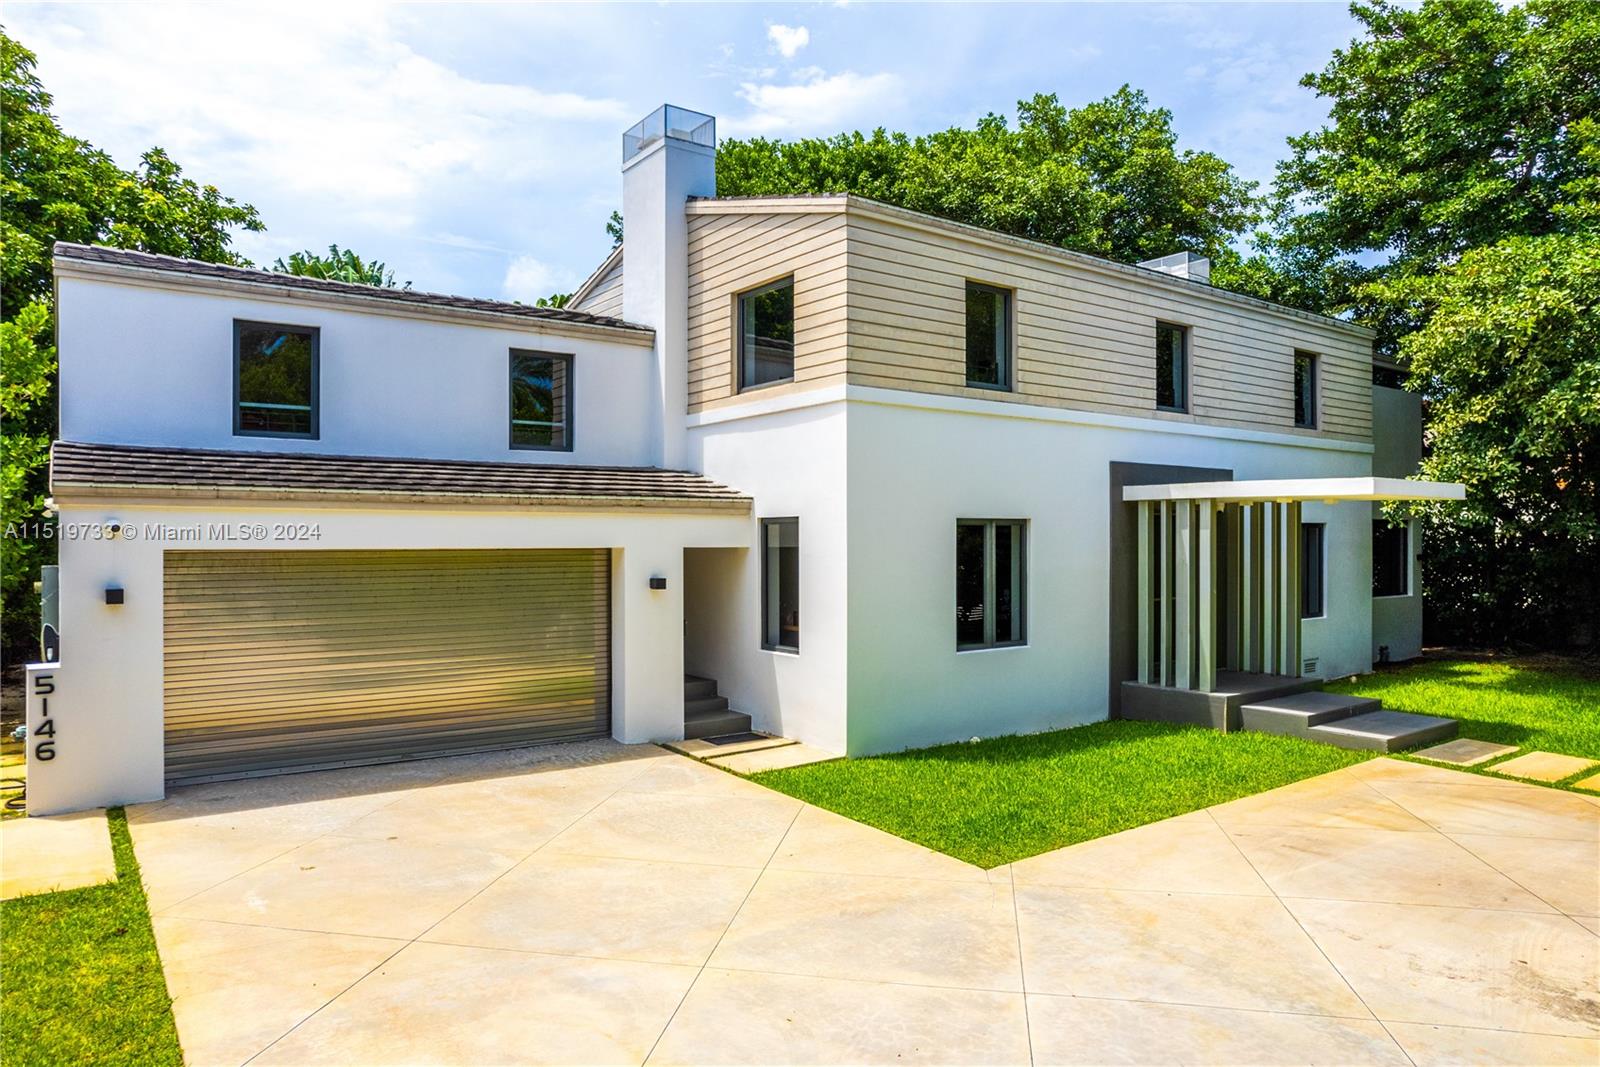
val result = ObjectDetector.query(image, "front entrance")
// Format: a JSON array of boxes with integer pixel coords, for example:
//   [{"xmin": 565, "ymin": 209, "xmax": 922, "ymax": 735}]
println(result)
[{"xmin": 162, "ymin": 548, "xmax": 611, "ymax": 783}]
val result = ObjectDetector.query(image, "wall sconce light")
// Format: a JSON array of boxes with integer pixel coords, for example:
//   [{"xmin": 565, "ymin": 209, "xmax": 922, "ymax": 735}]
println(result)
[
  {"xmin": 104, "ymin": 586, "xmax": 125, "ymax": 605},
  {"xmin": 649, "ymin": 576, "xmax": 667, "ymax": 590}
]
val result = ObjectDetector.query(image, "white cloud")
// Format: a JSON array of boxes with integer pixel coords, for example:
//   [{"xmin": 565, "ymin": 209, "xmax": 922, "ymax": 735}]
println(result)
[
  {"xmin": 501, "ymin": 256, "xmax": 581, "ymax": 303},
  {"xmin": 732, "ymin": 69, "xmax": 902, "ymax": 136},
  {"xmin": 767, "ymin": 24, "xmax": 810, "ymax": 59}
]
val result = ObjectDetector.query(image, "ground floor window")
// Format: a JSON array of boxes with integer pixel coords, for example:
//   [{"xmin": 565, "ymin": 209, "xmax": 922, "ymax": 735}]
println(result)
[
  {"xmin": 1374, "ymin": 520, "xmax": 1410, "ymax": 597},
  {"xmin": 762, "ymin": 518, "xmax": 799, "ymax": 651},
  {"xmin": 956, "ymin": 519, "xmax": 1026, "ymax": 649},
  {"xmin": 1300, "ymin": 522, "xmax": 1326, "ymax": 618}
]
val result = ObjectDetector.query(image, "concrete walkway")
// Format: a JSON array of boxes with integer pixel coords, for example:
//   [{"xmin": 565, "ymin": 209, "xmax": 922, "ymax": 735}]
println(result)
[
  {"xmin": 0, "ymin": 807, "xmax": 116, "ymax": 899},
  {"xmin": 127, "ymin": 744, "xmax": 1599, "ymax": 1066}
]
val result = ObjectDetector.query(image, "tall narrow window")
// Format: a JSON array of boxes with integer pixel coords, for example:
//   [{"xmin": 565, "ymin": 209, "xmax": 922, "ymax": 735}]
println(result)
[
  {"xmin": 1294, "ymin": 350, "xmax": 1318, "ymax": 428},
  {"xmin": 1373, "ymin": 521, "xmax": 1410, "ymax": 597},
  {"xmin": 509, "ymin": 351, "xmax": 573, "ymax": 451},
  {"xmin": 965, "ymin": 281, "xmax": 1011, "ymax": 389},
  {"xmin": 762, "ymin": 518, "xmax": 799, "ymax": 652},
  {"xmin": 235, "ymin": 321, "xmax": 317, "ymax": 438},
  {"xmin": 1300, "ymin": 522, "xmax": 1326, "ymax": 618},
  {"xmin": 956, "ymin": 520, "xmax": 1027, "ymax": 650},
  {"xmin": 1155, "ymin": 323, "xmax": 1188, "ymax": 412},
  {"xmin": 739, "ymin": 277, "xmax": 795, "ymax": 389}
]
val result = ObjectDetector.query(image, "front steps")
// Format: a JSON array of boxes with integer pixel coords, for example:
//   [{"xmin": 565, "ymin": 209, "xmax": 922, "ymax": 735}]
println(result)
[
  {"xmin": 683, "ymin": 674, "xmax": 752, "ymax": 740},
  {"xmin": 1241, "ymin": 691, "xmax": 1457, "ymax": 752}
]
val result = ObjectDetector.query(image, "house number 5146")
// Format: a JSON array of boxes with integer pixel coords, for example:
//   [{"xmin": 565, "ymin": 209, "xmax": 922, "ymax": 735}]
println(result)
[{"xmin": 32, "ymin": 672, "xmax": 57, "ymax": 761}]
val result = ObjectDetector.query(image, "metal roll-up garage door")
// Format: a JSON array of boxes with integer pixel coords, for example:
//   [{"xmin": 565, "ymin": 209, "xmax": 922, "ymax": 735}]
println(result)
[{"xmin": 163, "ymin": 548, "xmax": 611, "ymax": 783}]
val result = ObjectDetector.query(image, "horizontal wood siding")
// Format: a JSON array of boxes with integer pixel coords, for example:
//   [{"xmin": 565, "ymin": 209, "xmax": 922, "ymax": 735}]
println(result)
[
  {"xmin": 572, "ymin": 255, "xmax": 624, "ymax": 318},
  {"xmin": 687, "ymin": 209, "xmax": 849, "ymax": 410},
  {"xmin": 845, "ymin": 212, "xmax": 1372, "ymax": 442}
]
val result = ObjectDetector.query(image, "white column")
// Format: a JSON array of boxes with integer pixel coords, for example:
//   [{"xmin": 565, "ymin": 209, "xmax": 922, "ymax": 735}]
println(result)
[
  {"xmin": 1137, "ymin": 500, "xmax": 1152, "ymax": 684},
  {"xmin": 1159, "ymin": 501, "xmax": 1174, "ymax": 687},
  {"xmin": 1174, "ymin": 501, "xmax": 1194, "ymax": 689},
  {"xmin": 1197, "ymin": 500, "xmax": 1216, "ymax": 692}
]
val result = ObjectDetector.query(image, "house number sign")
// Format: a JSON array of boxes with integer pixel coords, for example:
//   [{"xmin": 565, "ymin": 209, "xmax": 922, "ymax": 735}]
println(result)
[{"xmin": 31, "ymin": 671, "xmax": 57, "ymax": 762}]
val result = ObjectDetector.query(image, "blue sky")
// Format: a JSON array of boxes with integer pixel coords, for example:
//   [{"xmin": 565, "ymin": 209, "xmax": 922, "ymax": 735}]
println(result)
[{"xmin": 9, "ymin": 2, "xmax": 1363, "ymax": 302}]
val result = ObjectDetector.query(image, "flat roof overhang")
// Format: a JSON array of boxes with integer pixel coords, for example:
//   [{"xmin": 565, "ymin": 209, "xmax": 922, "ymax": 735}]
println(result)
[{"xmin": 1123, "ymin": 476, "xmax": 1465, "ymax": 505}]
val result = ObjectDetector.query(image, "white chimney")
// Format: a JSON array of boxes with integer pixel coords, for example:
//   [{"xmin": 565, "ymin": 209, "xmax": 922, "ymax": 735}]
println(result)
[
  {"xmin": 1137, "ymin": 251, "xmax": 1211, "ymax": 285},
  {"xmin": 621, "ymin": 105, "xmax": 716, "ymax": 469}
]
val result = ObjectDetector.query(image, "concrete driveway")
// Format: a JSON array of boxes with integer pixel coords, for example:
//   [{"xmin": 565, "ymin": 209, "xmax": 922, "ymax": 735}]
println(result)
[{"xmin": 128, "ymin": 743, "xmax": 1599, "ymax": 1066}]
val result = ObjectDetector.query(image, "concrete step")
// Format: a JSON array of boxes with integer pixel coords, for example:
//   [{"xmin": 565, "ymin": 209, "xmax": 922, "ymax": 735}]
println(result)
[
  {"xmin": 1307, "ymin": 710, "xmax": 1459, "ymax": 753},
  {"xmin": 685, "ymin": 695, "xmax": 730, "ymax": 718},
  {"xmin": 684, "ymin": 675, "xmax": 718, "ymax": 701},
  {"xmin": 1241, "ymin": 692, "xmax": 1383, "ymax": 739},
  {"xmin": 684, "ymin": 707, "xmax": 753, "ymax": 740}
]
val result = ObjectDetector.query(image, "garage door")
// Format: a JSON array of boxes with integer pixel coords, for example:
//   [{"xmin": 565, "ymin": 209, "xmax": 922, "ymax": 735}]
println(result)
[{"xmin": 163, "ymin": 549, "xmax": 611, "ymax": 783}]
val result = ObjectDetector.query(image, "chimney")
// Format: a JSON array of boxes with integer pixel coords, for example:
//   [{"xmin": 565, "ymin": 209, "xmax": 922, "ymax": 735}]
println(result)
[
  {"xmin": 621, "ymin": 105, "xmax": 717, "ymax": 469},
  {"xmin": 1137, "ymin": 251, "xmax": 1211, "ymax": 285}
]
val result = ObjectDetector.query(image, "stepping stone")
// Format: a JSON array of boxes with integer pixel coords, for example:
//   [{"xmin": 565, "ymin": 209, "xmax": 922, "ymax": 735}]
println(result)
[
  {"xmin": 710, "ymin": 743, "xmax": 840, "ymax": 775},
  {"xmin": 1571, "ymin": 772, "xmax": 1600, "ymax": 794},
  {"xmin": 1488, "ymin": 751, "xmax": 1599, "ymax": 783},
  {"xmin": 0, "ymin": 809, "xmax": 116, "ymax": 899},
  {"xmin": 1413, "ymin": 738, "xmax": 1519, "ymax": 767},
  {"xmin": 666, "ymin": 735, "xmax": 795, "ymax": 759}
]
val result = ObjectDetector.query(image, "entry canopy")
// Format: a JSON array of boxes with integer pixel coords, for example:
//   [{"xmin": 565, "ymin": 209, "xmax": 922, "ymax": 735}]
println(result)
[{"xmin": 1123, "ymin": 476, "xmax": 1465, "ymax": 504}]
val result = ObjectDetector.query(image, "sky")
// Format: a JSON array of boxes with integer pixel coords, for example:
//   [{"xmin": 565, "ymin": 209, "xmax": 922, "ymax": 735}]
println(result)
[{"xmin": 8, "ymin": 2, "xmax": 1366, "ymax": 304}]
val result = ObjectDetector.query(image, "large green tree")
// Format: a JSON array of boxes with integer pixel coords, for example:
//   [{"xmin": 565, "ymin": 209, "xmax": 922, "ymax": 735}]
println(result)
[
  {"xmin": 717, "ymin": 87, "xmax": 1263, "ymax": 275},
  {"xmin": 0, "ymin": 29, "xmax": 262, "ymax": 659},
  {"xmin": 1272, "ymin": 0, "xmax": 1600, "ymax": 647},
  {"xmin": 273, "ymin": 244, "xmax": 407, "ymax": 289}
]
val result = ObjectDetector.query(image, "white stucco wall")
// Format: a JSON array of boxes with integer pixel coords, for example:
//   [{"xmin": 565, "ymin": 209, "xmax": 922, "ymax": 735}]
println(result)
[
  {"xmin": 55, "ymin": 275, "xmax": 658, "ymax": 467},
  {"xmin": 842, "ymin": 388, "xmax": 1374, "ymax": 755},
  {"xmin": 686, "ymin": 399, "xmax": 851, "ymax": 754},
  {"xmin": 30, "ymin": 500, "xmax": 749, "ymax": 815}
]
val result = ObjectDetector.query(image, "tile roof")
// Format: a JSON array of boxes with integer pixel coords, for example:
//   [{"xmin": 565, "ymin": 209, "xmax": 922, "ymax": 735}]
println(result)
[
  {"xmin": 51, "ymin": 441, "xmax": 750, "ymax": 511},
  {"xmin": 52, "ymin": 243, "xmax": 652, "ymax": 334}
]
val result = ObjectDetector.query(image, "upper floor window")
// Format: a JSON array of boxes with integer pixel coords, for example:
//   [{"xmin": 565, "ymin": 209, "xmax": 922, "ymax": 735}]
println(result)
[
  {"xmin": 1155, "ymin": 322, "xmax": 1188, "ymax": 413},
  {"xmin": 965, "ymin": 281, "xmax": 1012, "ymax": 390},
  {"xmin": 956, "ymin": 519, "xmax": 1027, "ymax": 650},
  {"xmin": 1373, "ymin": 362, "xmax": 1406, "ymax": 388},
  {"xmin": 235, "ymin": 321, "xmax": 318, "ymax": 438},
  {"xmin": 510, "ymin": 350, "xmax": 573, "ymax": 451},
  {"xmin": 1373, "ymin": 521, "xmax": 1410, "ymax": 598},
  {"xmin": 739, "ymin": 277, "xmax": 795, "ymax": 390},
  {"xmin": 1294, "ymin": 350, "xmax": 1319, "ymax": 428},
  {"xmin": 762, "ymin": 518, "xmax": 800, "ymax": 652},
  {"xmin": 1301, "ymin": 522, "xmax": 1326, "ymax": 619}
]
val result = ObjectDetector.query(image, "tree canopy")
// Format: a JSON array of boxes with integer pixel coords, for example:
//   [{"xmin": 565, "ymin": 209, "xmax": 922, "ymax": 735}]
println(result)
[{"xmin": 273, "ymin": 244, "xmax": 408, "ymax": 289}]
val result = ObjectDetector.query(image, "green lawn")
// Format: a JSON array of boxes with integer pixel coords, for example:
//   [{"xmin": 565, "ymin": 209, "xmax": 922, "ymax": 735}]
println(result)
[
  {"xmin": 0, "ymin": 808, "xmax": 182, "ymax": 1067},
  {"xmin": 753, "ymin": 720, "xmax": 1369, "ymax": 868},
  {"xmin": 1328, "ymin": 654, "xmax": 1600, "ymax": 761}
]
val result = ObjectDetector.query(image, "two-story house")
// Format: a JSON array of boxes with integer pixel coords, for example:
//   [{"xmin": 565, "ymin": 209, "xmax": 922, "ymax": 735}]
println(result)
[{"xmin": 27, "ymin": 106, "xmax": 1459, "ymax": 814}]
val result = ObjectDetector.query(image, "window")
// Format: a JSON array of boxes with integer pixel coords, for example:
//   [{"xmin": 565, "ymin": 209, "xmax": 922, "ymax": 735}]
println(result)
[
  {"xmin": 739, "ymin": 277, "xmax": 795, "ymax": 389},
  {"xmin": 762, "ymin": 518, "xmax": 799, "ymax": 652},
  {"xmin": 1155, "ymin": 323, "xmax": 1188, "ymax": 412},
  {"xmin": 1373, "ymin": 521, "xmax": 1410, "ymax": 597},
  {"xmin": 1300, "ymin": 522, "xmax": 1326, "ymax": 618},
  {"xmin": 1294, "ymin": 350, "xmax": 1318, "ymax": 428},
  {"xmin": 965, "ymin": 282, "xmax": 1012, "ymax": 389},
  {"xmin": 956, "ymin": 520, "xmax": 1026, "ymax": 650},
  {"xmin": 235, "ymin": 321, "xmax": 317, "ymax": 438},
  {"xmin": 509, "ymin": 351, "xmax": 573, "ymax": 450},
  {"xmin": 1372, "ymin": 363, "xmax": 1406, "ymax": 388}
]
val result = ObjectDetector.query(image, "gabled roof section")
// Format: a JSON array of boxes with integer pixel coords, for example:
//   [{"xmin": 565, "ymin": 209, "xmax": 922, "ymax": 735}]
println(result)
[
  {"xmin": 52, "ymin": 243, "xmax": 653, "ymax": 341},
  {"xmin": 51, "ymin": 441, "xmax": 751, "ymax": 512},
  {"xmin": 687, "ymin": 194, "xmax": 1374, "ymax": 338},
  {"xmin": 569, "ymin": 243, "xmax": 623, "ymax": 309}
]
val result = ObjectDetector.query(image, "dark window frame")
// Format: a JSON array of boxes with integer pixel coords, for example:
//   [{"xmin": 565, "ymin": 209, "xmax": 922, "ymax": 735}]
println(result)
[
  {"xmin": 1300, "ymin": 521, "xmax": 1326, "ymax": 619},
  {"xmin": 1373, "ymin": 520, "xmax": 1411, "ymax": 598},
  {"xmin": 956, "ymin": 519, "xmax": 1028, "ymax": 651},
  {"xmin": 1155, "ymin": 321, "xmax": 1189, "ymax": 414},
  {"xmin": 1294, "ymin": 349, "xmax": 1319, "ymax": 429},
  {"xmin": 737, "ymin": 275, "xmax": 796, "ymax": 392},
  {"xmin": 964, "ymin": 280, "xmax": 1014, "ymax": 391},
  {"xmin": 761, "ymin": 517, "xmax": 800, "ymax": 653},
  {"xmin": 233, "ymin": 319, "xmax": 320, "ymax": 440},
  {"xmin": 508, "ymin": 349, "xmax": 576, "ymax": 453}
]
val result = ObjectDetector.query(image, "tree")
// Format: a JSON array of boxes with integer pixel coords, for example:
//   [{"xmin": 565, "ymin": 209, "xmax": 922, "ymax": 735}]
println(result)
[
  {"xmin": 0, "ymin": 29, "xmax": 262, "ymax": 659},
  {"xmin": 1273, "ymin": 0, "xmax": 1600, "ymax": 648},
  {"xmin": 535, "ymin": 293, "xmax": 570, "ymax": 308},
  {"xmin": 273, "ymin": 244, "xmax": 408, "ymax": 289},
  {"xmin": 717, "ymin": 87, "xmax": 1263, "ymax": 274}
]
